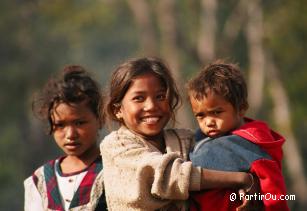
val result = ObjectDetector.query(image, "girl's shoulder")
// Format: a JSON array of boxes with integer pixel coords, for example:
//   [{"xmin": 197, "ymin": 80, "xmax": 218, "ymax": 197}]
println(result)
[
  {"xmin": 25, "ymin": 157, "xmax": 61, "ymax": 185},
  {"xmin": 101, "ymin": 127, "xmax": 145, "ymax": 150},
  {"xmin": 102, "ymin": 127, "xmax": 140, "ymax": 142},
  {"xmin": 24, "ymin": 158, "xmax": 58, "ymax": 198},
  {"xmin": 103, "ymin": 127, "xmax": 193, "ymax": 143},
  {"xmin": 101, "ymin": 127, "xmax": 194, "ymax": 153},
  {"xmin": 31, "ymin": 158, "xmax": 58, "ymax": 175}
]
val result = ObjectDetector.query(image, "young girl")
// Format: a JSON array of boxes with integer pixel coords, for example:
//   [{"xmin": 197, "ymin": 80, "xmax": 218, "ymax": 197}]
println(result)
[
  {"xmin": 24, "ymin": 66, "xmax": 107, "ymax": 211},
  {"xmin": 101, "ymin": 57, "xmax": 255, "ymax": 210}
]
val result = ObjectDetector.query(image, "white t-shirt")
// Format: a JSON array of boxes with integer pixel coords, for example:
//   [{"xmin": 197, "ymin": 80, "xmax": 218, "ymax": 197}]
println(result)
[{"xmin": 55, "ymin": 159, "xmax": 87, "ymax": 210}]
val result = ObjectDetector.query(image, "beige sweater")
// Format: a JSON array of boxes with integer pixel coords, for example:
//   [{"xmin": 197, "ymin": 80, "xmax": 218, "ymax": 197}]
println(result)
[{"xmin": 100, "ymin": 126, "xmax": 201, "ymax": 211}]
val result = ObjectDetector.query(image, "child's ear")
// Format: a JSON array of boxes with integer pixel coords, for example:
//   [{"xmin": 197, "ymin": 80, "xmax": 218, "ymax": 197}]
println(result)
[
  {"xmin": 238, "ymin": 103, "xmax": 248, "ymax": 117},
  {"xmin": 113, "ymin": 103, "xmax": 123, "ymax": 120},
  {"xmin": 115, "ymin": 110, "xmax": 123, "ymax": 120}
]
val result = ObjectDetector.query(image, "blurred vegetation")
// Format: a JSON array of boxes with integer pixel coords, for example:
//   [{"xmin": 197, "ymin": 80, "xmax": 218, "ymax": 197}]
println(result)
[{"xmin": 0, "ymin": 0, "xmax": 306, "ymax": 210}]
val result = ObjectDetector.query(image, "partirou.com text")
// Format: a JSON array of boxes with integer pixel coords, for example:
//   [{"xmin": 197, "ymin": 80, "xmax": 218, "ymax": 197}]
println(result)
[{"xmin": 229, "ymin": 192, "xmax": 295, "ymax": 202}]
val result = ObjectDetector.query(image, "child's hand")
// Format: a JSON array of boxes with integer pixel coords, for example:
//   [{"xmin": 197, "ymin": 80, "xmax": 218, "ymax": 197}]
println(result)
[{"xmin": 236, "ymin": 174, "xmax": 264, "ymax": 211}]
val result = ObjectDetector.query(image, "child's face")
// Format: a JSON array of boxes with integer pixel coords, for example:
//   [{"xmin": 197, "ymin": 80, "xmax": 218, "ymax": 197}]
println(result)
[
  {"xmin": 116, "ymin": 73, "xmax": 171, "ymax": 139},
  {"xmin": 189, "ymin": 90, "xmax": 245, "ymax": 138},
  {"xmin": 51, "ymin": 101, "xmax": 100, "ymax": 158}
]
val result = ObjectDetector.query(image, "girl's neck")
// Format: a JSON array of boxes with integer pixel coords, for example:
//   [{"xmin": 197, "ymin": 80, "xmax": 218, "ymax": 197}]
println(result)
[
  {"xmin": 144, "ymin": 133, "xmax": 166, "ymax": 153},
  {"xmin": 61, "ymin": 146, "xmax": 100, "ymax": 174}
]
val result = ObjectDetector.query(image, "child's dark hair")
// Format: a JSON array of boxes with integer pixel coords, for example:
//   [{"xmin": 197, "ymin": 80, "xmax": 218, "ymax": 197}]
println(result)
[
  {"xmin": 32, "ymin": 65, "xmax": 104, "ymax": 134},
  {"xmin": 104, "ymin": 57, "xmax": 180, "ymax": 125},
  {"xmin": 187, "ymin": 60, "xmax": 249, "ymax": 112}
]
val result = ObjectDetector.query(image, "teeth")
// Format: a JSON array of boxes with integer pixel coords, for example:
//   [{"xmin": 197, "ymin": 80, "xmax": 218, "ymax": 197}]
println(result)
[{"xmin": 142, "ymin": 117, "xmax": 159, "ymax": 123}]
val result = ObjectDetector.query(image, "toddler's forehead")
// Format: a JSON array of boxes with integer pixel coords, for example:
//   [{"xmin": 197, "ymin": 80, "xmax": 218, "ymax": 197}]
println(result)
[{"xmin": 189, "ymin": 88, "xmax": 219, "ymax": 100}]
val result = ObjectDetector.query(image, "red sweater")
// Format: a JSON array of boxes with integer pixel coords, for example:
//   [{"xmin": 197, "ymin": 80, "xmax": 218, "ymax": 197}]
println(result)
[{"xmin": 190, "ymin": 118, "xmax": 289, "ymax": 211}]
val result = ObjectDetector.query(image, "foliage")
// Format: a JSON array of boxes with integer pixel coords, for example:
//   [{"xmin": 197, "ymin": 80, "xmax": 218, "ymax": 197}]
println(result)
[{"xmin": 0, "ymin": 0, "xmax": 306, "ymax": 210}]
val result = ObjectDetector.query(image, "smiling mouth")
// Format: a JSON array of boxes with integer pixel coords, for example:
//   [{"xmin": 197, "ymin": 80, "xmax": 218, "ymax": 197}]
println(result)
[{"xmin": 141, "ymin": 117, "xmax": 160, "ymax": 124}]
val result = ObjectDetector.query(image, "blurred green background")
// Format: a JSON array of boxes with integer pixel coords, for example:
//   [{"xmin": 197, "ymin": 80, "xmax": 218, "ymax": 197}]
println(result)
[{"xmin": 1, "ymin": 0, "xmax": 306, "ymax": 210}]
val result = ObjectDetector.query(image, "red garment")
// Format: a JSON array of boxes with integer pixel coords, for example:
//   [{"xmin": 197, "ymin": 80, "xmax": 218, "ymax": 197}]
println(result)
[{"xmin": 191, "ymin": 118, "xmax": 289, "ymax": 211}]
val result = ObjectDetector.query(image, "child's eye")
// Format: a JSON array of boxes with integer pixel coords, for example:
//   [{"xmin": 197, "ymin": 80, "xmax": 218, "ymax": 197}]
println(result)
[
  {"xmin": 53, "ymin": 123, "xmax": 64, "ymax": 129},
  {"xmin": 133, "ymin": 96, "xmax": 144, "ymax": 102},
  {"xmin": 212, "ymin": 111, "xmax": 222, "ymax": 116},
  {"xmin": 195, "ymin": 113, "xmax": 204, "ymax": 119},
  {"xmin": 157, "ymin": 93, "xmax": 166, "ymax": 101},
  {"xmin": 75, "ymin": 120, "xmax": 86, "ymax": 126}
]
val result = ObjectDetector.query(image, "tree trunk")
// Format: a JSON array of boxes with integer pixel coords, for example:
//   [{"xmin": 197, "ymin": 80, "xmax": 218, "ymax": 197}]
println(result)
[
  {"xmin": 245, "ymin": 1, "xmax": 307, "ymax": 207},
  {"xmin": 197, "ymin": 0, "xmax": 217, "ymax": 63},
  {"xmin": 156, "ymin": 0, "xmax": 192, "ymax": 128},
  {"xmin": 126, "ymin": 0, "xmax": 158, "ymax": 56},
  {"xmin": 245, "ymin": 0, "xmax": 265, "ymax": 116},
  {"xmin": 223, "ymin": 0, "xmax": 246, "ymax": 42},
  {"xmin": 266, "ymin": 54, "xmax": 307, "ymax": 209},
  {"xmin": 156, "ymin": 0, "xmax": 180, "ymax": 74}
]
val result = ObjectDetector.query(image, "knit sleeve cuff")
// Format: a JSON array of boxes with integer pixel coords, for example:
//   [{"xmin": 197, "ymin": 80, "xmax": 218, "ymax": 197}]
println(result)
[{"xmin": 189, "ymin": 166, "xmax": 201, "ymax": 191}]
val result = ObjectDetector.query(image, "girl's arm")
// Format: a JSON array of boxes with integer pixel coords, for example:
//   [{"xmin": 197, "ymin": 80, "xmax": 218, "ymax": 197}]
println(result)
[{"xmin": 199, "ymin": 168, "xmax": 253, "ymax": 190}]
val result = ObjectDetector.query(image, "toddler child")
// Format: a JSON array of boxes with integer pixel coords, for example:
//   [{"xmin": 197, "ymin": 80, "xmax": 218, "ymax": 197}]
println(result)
[{"xmin": 187, "ymin": 60, "xmax": 289, "ymax": 211}]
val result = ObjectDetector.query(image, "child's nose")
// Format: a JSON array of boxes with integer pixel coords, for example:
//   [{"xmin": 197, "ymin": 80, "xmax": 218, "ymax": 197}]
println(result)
[
  {"xmin": 65, "ymin": 126, "xmax": 78, "ymax": 140},
  {"xmin": 205, "ymin": 118, "xmax": 216, "ymax": 127},
  {"xmin": 143, "ymin": 98, "xmax": 156, "ymax": 111}
]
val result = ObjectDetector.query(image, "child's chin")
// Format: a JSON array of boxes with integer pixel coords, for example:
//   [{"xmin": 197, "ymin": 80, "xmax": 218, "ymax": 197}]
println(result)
[{"xmin": 207, "ymin": 133, "xmax": 222, "ymax": 138}]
